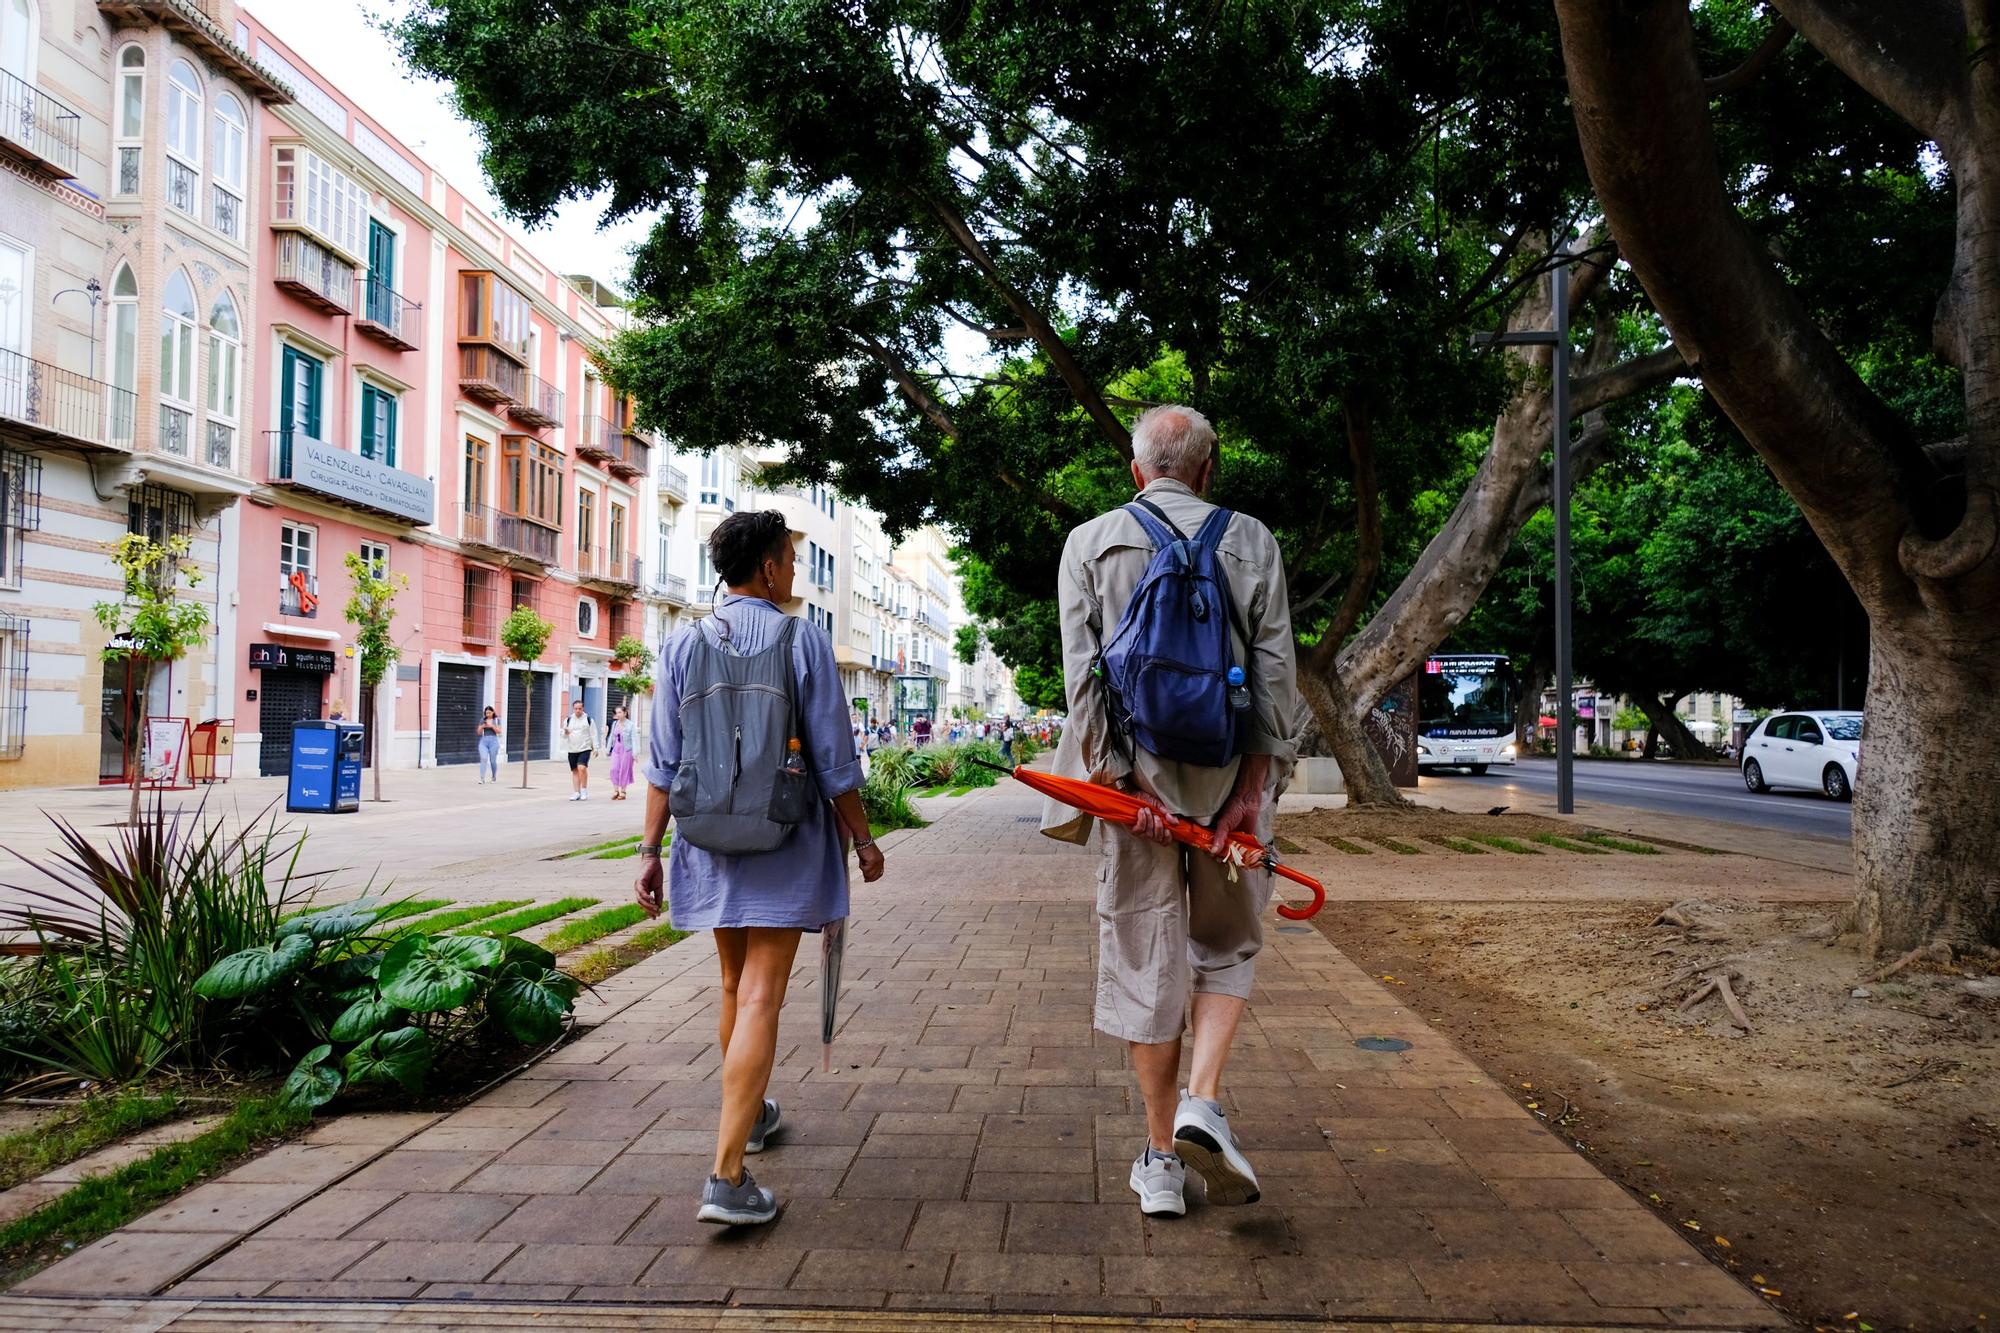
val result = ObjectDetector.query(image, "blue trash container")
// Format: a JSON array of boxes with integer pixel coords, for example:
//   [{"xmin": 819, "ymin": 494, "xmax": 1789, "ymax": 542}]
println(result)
[{"xmin": 287, "ymin": 720, "xmax": 363, "ymax": 813}]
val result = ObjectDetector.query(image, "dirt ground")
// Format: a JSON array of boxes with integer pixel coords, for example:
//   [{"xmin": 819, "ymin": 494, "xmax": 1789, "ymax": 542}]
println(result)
[{"xmin": 1313, "ymin": 888, "xmax": 1999, "ymax": 1331}]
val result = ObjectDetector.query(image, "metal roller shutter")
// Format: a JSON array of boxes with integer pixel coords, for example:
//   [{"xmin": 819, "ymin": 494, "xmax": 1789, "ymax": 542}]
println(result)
[
  {"xmin": 506, "ymin": 668, "xmax": 552, "ymax": 762},
  {"xmin": 258, "ymin": 669, "xmax": 325, "ymax": 776},
  {"xmin": 434, "ymin": 664, "xmax": 485, "ymax": 766}
]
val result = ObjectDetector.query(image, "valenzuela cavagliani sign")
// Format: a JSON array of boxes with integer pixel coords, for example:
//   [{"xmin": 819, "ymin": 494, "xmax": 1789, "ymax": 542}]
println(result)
[{"xmin": 284, "ymin": 435, "xmax": 435, "ymax": 524}]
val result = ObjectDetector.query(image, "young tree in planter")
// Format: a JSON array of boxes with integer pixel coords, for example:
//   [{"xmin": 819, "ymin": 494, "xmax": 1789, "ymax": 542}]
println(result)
[
  {"xmin": 343, "ymin": 552, "xmax": 409, "ymax": 804},
  {"xmin": 500, "ymin": 605, "xmax": 554, "ymax": 789},
  {"xmin": 610, "ymin": 633, "xmax": 654, "ymax": 730},
  {"xmin": 94, "ymin": 532, "xmax": 210, "ymax": 827}
]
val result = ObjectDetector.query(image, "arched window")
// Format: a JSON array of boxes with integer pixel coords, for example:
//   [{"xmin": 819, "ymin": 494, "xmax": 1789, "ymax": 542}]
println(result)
[
  {"xmin": 114, "ymin": 45, "xmax": 144, "ymax": 196},
  {"xmin": 159, "ymin": 269, "xmax": 196, "ymax": 406},
  {"xmin": 209, "ymin": 94, "xmax": 246, "ymax": 239},
  {"xmin": 205, "ymin": 293, "xmax": 240, "ymax": 469},
  {"xmin": 164, "ymin": 59, "xmax": 200, "ymax": 215},
  {"xmin": 1, "ymin": 0, "xmax": 35, "ymax": 85},
  {"xmin": 108, "ymin": 264, "xmax": 138, "ymax": 446}
]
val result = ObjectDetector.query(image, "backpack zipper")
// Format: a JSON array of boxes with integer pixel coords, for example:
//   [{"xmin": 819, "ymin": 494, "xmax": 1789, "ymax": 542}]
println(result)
[{"xmin": 732, "ymin": 724, "xmax": 743, "ymax": 788}]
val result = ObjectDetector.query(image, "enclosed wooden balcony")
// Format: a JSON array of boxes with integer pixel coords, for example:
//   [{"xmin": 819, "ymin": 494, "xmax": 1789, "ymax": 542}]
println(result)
[{"xmin": 459, "ymin": 345, "xmax": 525, "ymax": 408}]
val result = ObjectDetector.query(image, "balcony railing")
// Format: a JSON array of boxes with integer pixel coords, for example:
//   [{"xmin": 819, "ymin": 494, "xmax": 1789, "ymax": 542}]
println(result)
[
  {"xmin": 158, "ymin": 404, "xmax": 191, "ymax": 457},
  {"xmin": 205, "ymin": 419, "xmax": 234, "ymax": 470},
  {"xmin": 506, "ymin": 373, "xmax": 563, "ymax": 429},
  {"xmin": 0, "ymin": 348, "xmax": 136, "ymax": 452},
  {"xmin": 660, "ymin": 465, "xmax": 688, "ymax": 502},
  {"xmin": 209, "ymin": 183, "xmax": 242, "ymax": 242},
  {"xmin": 578, "ymin": 415, "xmax": 649, "ymax": 478},
  {"xmin": 576, "ymin": 546, "xmax": 642, "ymax": 591},
  {"xmin": 459, "ymin": 345, "xmax": 524, "ymax": 407},
  {"xmin": 457, "ymin": 502, "xmax": 559, "ymax": 566},
  {"xmin": 274, "ymin": 232, "xmax": 354, "ymax": 315},
  {"xmin": 0, "ymin": 66, "xmax": 83, "ymax": 179},
  {"xmin": 165, "ymin": 156, "xmax": 196, "ymax": 215},
  {"xmin": 356, "ymin": 274, "xmax": 420, "ymax": 352},
  {"xmin": 654, "ymin": 572, "xmax": 689, "ymax": 606},
  {"xmin": 278, "ymin": 571, "xmax": 319, "ymax": 619}
]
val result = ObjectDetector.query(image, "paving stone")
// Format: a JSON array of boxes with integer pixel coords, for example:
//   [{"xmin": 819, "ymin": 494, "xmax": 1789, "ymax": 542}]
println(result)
[
  {"xmin": 255, "ymin": 1188, "xmax": 399, "ymax": 1239},
  {"xmin": 485, "ymin": 1191, "xmax": 655, "ymax": 1244},
  {"xmin": 1562, "ymin": 1207, "xmax": 1708, "ymax": 1263},
  {"xmin": 1563, "ymin": 1259, "xmax": 1769, "ymax": 1311},
  {"xmin": 905, "ymin": 1199, "xmax": 1006, "ymax": 1251},
  {"xmin": 420, "ymin": 1282, "xmax": 582, "ymax": 1300},
  {"xmin": 338, "ymin": 1150, "xmax": 491, "ymax": 1193},
  {"xmin": 1424, "ymin": 1205, "xmax": 1600, "ymax": 1261},
  {"xmin": 757, "ymin": 1197, "xmax": 917, "ymax": 1251},
  {"xmin": 193, "ymin": 1238, "xmax": 377, "ymax": 1282},
  {"xmin": 457, "ymin": 1162, "xmax": 603, "ymax": 1194},
  {"xmin": 302, "ymin": 1111, "xmax": 442, "ymax": 1146},
  {"xmin": 967, "ymin": 1171, "xmax": 1097, "ymax": 1203},
  {"xmin": 265, "ymin": 1280, "xmax": 426, "ymax": 1299},
  {"xmin": 946, "ymin": 1251, "xmax": 1101, "ymax": 1295},
  {"xmin": 1410, "ymin": 1255, "xmax": 1597, "ymax": 1319},
  {"xmin": 835, "ymin": 1157, "xmax": 968, "ymax": 1199},
  {"xmin": 846, "ymin": 1083, "xmax": 957, "ymax": 1113},
  {"xmin": 1143, "ymin": 1205, "xmax": 1293, "ymax": 1258},
  {"xmin": 489, "ymin": 1242, "xmax": 661, "ymax": 1286},
  {"xmin": 342, "ymin": 1241, "xmax": 520, "ymax": 1283},
  {"xmin": 1006, "ymin": 1201, "xmax": 1143, "ymax": 1254},
  {"xmin": 126, "ymin": 1180, "xmax": 321, "ymax": 1233},
  {"xmin": 790, "ymin": 1247, "xmax": 951, "ymax": 1292},
  {"xmin": 1284, "ymin": 1205, "xmax": 1440, "ymax": 1259},
  {"xmin": 13, "ymin": 1229, "xmax": 234, "ymax": 1295},
  {"xmin": 638, "ymin": 1243, "xmax": 807, "ymax": 1288},
  {"xmin": 1489, "ymin": 1175, "xmax": 1642, "ymax": 1211},
  {"xmin": 346, "ymin": 1191, "xmax": 525, "ymax": 1241}
]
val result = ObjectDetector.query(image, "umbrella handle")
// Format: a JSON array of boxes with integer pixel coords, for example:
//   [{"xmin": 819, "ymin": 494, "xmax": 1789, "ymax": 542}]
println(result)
[{"xmin": 1270, "ymin": 860, "xmax": 1325, "ymax": 920}]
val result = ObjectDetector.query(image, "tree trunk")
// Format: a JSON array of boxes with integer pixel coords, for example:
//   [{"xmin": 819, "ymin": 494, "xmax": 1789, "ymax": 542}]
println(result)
[
  {"xmin": 1853, "ymin": 625, "xmax": 2000, "ymax": 952},
  {"xmin": 371, "ymin": 681, "xmax": 384, "ymax": 803},
  {"xmin": 1637, "ymin": 691, "xmax": 1711, "ymax": 760},
  {"xmin": 1514, "ymin": 646, "xmax": 1549, "ymax": 751},
  {"xmin": 1298, "ymin": 662, "xmax": 1406, "ymax": 807},
  {"xmin": 128, "ymin": 661, "xmax": 148, "ymax": 828}
]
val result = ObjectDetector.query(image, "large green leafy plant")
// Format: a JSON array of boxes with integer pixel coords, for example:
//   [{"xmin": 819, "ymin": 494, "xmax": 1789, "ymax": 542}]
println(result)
[{"xmin": 194, "ymin": 900, "xmax": 579, "ymax": 1112}]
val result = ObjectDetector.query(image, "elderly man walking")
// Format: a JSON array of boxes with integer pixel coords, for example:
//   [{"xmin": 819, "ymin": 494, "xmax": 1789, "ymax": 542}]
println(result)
[{"xmin": 1044, "ymin": 404, "xmax": 1300, "ymax": 1218}]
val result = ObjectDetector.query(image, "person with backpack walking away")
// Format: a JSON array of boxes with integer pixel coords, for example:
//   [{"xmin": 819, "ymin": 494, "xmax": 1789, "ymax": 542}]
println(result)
[
  {"xmin": 633, "ymin": 510, "xmax": 887, "ymax": 1227},
  {"xmin": 1045, "ymin": 403, "xmax": 1300, "ymax": 1220}
]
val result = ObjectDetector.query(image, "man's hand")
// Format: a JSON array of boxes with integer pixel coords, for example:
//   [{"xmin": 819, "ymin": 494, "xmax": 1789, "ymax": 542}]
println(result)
[
  {"xmin": 857, "ymin": 842, "xmax": 886, "ymax": 882},
  {"xmin": 633, "ymin": 856, "xmax": 664, "ymax": 919},
  {"xmin": 1130, "ymin": 795, "xmax": 1176, "ymax": 846},
  {"xmin": 1208, "ymin": 754, "xmax": 1272, "ymax": 860}
]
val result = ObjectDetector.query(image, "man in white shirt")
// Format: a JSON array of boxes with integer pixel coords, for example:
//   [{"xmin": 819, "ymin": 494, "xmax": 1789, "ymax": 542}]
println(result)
[{"xmin": 560, "ymin": 699, "xmax": 600, "ymax": 801}]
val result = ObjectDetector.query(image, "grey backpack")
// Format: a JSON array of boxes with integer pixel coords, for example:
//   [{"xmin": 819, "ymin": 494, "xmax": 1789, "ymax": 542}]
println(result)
[{"xmin": 670, "ymin": 617, "xmax": 813, "ymax": 854}]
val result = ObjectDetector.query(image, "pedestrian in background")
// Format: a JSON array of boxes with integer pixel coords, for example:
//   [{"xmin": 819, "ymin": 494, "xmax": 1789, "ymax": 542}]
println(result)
[
  {"xmin": 562, "ymin": 698, "xmax": 599, "ymax": 802},
  {"xmin": 632, "ymin": 509, "xmax": 886, "ymax": 1227},
  {"xmin": 1000, "ymin": 717, "xmax": 1016, "ymax": 763},
  {"xmin": 476, "ymin": 706, "xmax": 502, "ymax": 783},
  {"xmin": 607, "ymin": 705, "xmax": 635, "ymax": 800}
]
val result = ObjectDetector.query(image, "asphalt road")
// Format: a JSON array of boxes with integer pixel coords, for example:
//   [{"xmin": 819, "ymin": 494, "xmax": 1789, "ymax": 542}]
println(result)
[{"xmin": 1439, "ymin": 755, "xmax": 1854, "ymax": 841}]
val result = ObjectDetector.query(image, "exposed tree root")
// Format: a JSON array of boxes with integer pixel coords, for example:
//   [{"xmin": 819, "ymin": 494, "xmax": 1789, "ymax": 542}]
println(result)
[{"xmin": 1874, "ymin": 940, "xmax": 1954, "ymax": 983}]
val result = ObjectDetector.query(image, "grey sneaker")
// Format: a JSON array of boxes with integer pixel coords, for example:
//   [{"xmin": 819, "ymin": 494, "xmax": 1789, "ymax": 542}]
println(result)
[
  {"xmin": 697, "ymin": 1170, "xmax": 778, "ymax": 1226},
  {"xmin": 1128, "ymin": 1147, "xmax": 1186, "ymax": 1217},
  {"xmin": 746, "ymin": 1097, "xmax": 781, "ymax": 1154},
  {"xmin": 1173, "ymin": 1090, "xmax": 1260, "ymax": 1205}
]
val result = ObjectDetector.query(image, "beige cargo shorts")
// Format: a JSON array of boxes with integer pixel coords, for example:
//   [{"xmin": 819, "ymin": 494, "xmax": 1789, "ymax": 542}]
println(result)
[{"xmin": 1092, "ymin": 800, "xmax": 1275, "ymax": 1045}]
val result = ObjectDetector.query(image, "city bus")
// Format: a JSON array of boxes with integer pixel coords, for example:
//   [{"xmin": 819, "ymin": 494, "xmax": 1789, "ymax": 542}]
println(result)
[{"xmin": 1416, "ymin": 653, "xmax": 1518, "ymax": 775}]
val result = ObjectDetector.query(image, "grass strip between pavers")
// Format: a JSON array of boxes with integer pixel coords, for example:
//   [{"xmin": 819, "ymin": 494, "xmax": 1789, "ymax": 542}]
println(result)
[
  {"xmin": 386, "ymin": 899, "xmax": 530, "ymax": 938},
  {"xmin": 1323, "ymin": 836, "xmax": 1373, "ymax": 855},
  {"xmin": 567, "ymin": 920, "xmax": 691, "ymax": 985},
  {"xmin": 1465, "ymin": 833, "xmax": 1542, "ymax": 855},
  {"xmin": 559, "ymin": 834, "xmax": 643, "ymax": 860},
  {"xmin": 1531, "ymin": 831, "xmax": 1611, "ymax": 854},
  {"xmin": 0, "ymin": 1089, "xmax": 186, "ymax": 1192},
  {"xmin": 1579, "ymin": 830, "xmax": 1663, "ymax": 854},
  {"xmin": 1368, "ymin": 835, "xmax": 1423, "ymax": 855},
  {"xmin": 0, "ymin": 1093, "xmax": 308, "ymax": 1280},
  {"xmin": 1423, "ymin": 835, "xmax": 1488, "ymax": 854},
  {"xmin": 540, "ymin": 904, "xmax": 650, "ymax": 954},
  {"xmin": 455, "ymin": 897, "xmax": 600, "ymax": 940}
]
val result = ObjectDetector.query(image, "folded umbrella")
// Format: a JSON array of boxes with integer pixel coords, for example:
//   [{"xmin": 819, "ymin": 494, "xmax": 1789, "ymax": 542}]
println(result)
[
  {"xmin": 975, "ymin": 760, "xmax": 1325, "ymax": 920},
  {"xmin": 820, "ymin": 916, "xmax": 845, "ymax": 1073}
]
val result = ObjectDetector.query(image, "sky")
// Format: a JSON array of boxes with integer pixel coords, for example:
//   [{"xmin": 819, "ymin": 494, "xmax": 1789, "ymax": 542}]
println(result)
[{"xmin": 243, "ymin": 0, "xmax": 655, "ymax": 293}]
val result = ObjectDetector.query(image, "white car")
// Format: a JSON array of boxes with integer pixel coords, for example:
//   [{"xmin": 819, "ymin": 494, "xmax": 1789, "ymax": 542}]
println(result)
[{"xmin": 1741, "ymin": 710, "xmax": 1862, "ymax": 801}]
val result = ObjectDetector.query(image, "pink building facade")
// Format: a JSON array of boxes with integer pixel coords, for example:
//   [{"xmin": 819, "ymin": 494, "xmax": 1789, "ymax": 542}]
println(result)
[{"xmin": 233, "ymin": 18, "xmax": 647, "ymax": 777}]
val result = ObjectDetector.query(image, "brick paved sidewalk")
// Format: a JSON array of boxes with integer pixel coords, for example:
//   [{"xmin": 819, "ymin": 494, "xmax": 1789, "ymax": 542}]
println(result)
[{"xmin": 7, "ymin": 781, "xmax": 1780, "ymax": 1327}]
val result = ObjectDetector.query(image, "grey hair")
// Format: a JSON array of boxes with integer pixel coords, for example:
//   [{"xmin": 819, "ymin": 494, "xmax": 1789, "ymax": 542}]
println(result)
[{"xmin": 1131, "ymin": 404, "xmax": 1215, "ymax": 479}]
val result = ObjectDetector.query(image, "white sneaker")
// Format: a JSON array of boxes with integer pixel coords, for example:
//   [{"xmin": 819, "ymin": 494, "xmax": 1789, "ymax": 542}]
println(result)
[
  {"xmin": 1173, "ymin": 1091, "xmax": 1260, "ymax": 1206},
  {"xmin": 580, "ymin": 789, "xmax": 590, "ymax": 801},
  {"xmin": 1128, "ymin": 1147, "xmax": 1185, "ymax": 1217},
  {"xmin": 569, "ymin": 792, "xmax": 582, "ymax": 802}
]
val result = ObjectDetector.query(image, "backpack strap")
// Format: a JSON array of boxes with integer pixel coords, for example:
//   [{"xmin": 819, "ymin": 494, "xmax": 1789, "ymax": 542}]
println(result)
[{"xmin": 1124, "ymin": 497, "xmax": 1182, "ymax": 549}]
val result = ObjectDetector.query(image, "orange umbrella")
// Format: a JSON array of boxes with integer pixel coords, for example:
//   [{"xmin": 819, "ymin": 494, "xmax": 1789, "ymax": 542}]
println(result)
[{"xmin": 979, "ymin": 761, "xmax": 1325, "ymax": 920}]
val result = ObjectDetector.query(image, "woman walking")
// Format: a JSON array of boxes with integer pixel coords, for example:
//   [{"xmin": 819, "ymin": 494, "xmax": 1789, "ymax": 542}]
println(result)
[
  {"xmin": 561, "ymin": 699, "xmax": 599, "ymax": 802},
  {"xmin": 607, "ymin": 705, "xmax": 635, "ymax": 800},
  {"xmin": 633, "ymin": 510, "xmax": 885, "ymax": 1226},
  {"xmin": 476, "ymin": 706, "xmax": 503, "ymax": 783}
]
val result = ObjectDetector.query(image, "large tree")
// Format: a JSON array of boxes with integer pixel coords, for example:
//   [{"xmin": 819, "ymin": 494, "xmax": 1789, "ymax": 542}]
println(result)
[
  {"xmin": 1553, "ymin": 0, "xmax": 1994, "ymax": 952},
  {"xmin": 389, "ymin": 0, "xmax": 1690, "ymax": 806}
]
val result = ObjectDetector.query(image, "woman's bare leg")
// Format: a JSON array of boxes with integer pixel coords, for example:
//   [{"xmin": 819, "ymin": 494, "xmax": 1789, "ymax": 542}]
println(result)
[
  {"xmin": 712, "ymin": 927, "xmax": 801, "ymax": 1185},
  {"xmin": 713, "ymin": 927, "xmax": 748, "ymax": 1058}
]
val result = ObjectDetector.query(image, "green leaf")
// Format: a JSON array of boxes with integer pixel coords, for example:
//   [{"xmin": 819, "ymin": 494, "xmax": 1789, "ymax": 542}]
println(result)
[
  {"xmin": 499, "ymin": 935, "xmax": 557, "ymax": 973},
  {"xmin": 342, "ymin": 1026, "xmax": 432, "ymax": 1092},
  {"xmin": 194, "ymin": 933, "xmax": 316, "ymax": 1000},
  {"xmin": 280, "ymin": 1044, "xmax": 342, "ymax": 1111},
  {"xmin": 489, "ymin": 965, "xmax": 581, "ymax": 1045},
  {"xmin": 328, "ymin": 995, "xmax": 402, "ymax": 1043},
  {"xmin": 376, "ymin": 934, "xmax": 505, "ymax": 1013},
  {"xmin": 278, "ymin": 898, "xmax": 386, "ymax": 942}
]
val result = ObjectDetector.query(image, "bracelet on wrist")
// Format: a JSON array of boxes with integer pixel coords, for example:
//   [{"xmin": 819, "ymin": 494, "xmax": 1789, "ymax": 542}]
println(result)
[
  {"xmin": 852, "ymin": 836, "xmax": 876, "ymax": 851},
  {"xmin": 638, "ymin": 844, "xmax": 664, "ymax": 858}
]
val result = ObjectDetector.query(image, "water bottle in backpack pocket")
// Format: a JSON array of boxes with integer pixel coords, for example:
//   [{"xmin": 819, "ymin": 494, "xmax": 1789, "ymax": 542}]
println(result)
[
  {"xmin": 671, "ymin": 618, "xmax": 815, "ymax": 854},
  {"xmin": 1094, "ymin": 499, "xmax": 1251, "ymax": 768}
]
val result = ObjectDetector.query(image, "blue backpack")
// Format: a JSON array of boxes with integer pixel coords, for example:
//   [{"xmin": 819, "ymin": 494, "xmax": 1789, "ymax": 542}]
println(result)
[{"xmin": 1094, "ymin": 497, "xmax": 1250, "ymax": 767}]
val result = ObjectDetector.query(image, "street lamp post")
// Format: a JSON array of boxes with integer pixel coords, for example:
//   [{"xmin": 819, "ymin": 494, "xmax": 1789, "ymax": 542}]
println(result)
[{"xmin": 1475, "ymin": 247, "xmax": 1576, "ymax": 813}]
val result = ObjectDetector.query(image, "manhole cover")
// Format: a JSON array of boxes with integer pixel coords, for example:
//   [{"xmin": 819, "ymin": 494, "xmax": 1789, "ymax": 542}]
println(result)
[
  {"xmin": 1015, "ymin": 815, "xmax": 1039, "ymax": 824},
  {"xmin": 1355, "ymin": 1036, "xmax": 1412, "ymax": 1053},
  {"xmin": 1277, "ymin": 925, "xmax": 1311, "ymax": 934}
]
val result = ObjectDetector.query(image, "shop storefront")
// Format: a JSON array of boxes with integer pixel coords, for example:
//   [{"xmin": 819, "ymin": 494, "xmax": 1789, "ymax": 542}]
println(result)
[{"xmin": 248, "ymin": 643, "xmax": 336, "ymax": 776}]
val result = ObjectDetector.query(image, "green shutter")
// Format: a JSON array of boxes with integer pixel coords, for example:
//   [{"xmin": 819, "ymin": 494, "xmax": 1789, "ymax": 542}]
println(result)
[
  {"xmin": 360, "ymin": 385, "xmax": 399, "ymax": 467},
  {"xmin": 383, "ymin": 392, "xmax": 397, "ymax": 467}
]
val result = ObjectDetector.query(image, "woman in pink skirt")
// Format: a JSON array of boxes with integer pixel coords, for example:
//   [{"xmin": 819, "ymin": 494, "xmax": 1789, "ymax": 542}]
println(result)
[{"xmin": 607, "ymin": 704, "xmax": 636, "ymax": 800}]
